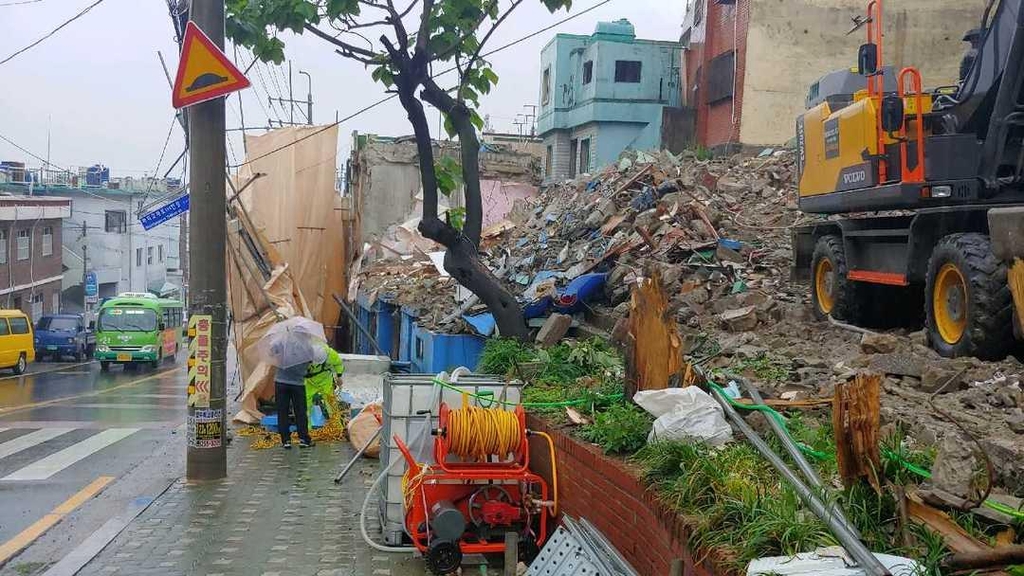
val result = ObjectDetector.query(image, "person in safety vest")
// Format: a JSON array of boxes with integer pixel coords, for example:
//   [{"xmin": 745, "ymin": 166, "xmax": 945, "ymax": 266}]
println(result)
[{"xmin": 303, "ymin": 343, "xmax": 345, "ymax": 430}]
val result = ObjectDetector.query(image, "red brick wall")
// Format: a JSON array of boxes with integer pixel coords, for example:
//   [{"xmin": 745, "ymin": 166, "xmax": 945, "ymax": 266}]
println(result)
[
  {"xmin": 685, "ymin": 0, "xmax": 751, "ymax": 149},
  {"xmin": 0, "ymin": 219, "xmax": 64, "ymax": 314},
  {"xmin": 527, "ymin": 415, "xmax": 718, "ymax": 576}
]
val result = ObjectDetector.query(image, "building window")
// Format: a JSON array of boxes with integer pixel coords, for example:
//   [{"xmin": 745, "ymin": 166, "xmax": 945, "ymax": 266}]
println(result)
[
  {"xmin": 42, "ymin": 226, "xmax": 53, "ymax": 256},
  {"xmin": 545, "ymin": 145, "xmax": 553, "ymax": 177},
  {"xmin": 614, "ymin": 60, "xmax": 642, "ymax": 83},
  {"xmin": 0, "ymin": 230, "xmax": 7, "ymax": 265},
  {"xmin": 542, "ymin": 67, "xmax": 551, "ymax": 105},
  {"xmin": 159, "ymin": 244, "xmax": 164, "ymax": 262},
  {"xmin": 105, "ymin": 210, "xmax": 127, "ymax": 233},
  {"xmin": 31, "ymin": 293, "xmax": 43, "ymax": 322},
  {"xmin": 582, "ymin": 61, "xmax": 593, "ymax": 85},
  {"xmin": 136, "ymin": 248, "xmax": 143, "ymax": 267},
  {"xmin": 17, "ymin": 230, "xmax": 30, "ymax": 261},
  {"xmin": 707, "ymin": 51, "xmax": 736, "ymax": 103},
  {"xmin": 694, "ymin": 0, "xmax": 704, "ymax": 24},
  {"xmin": 579, "ymin": 138, "xmax": 591, "ymax": 174},
  {"xmin": 147, "ymin": 246, "xmax": 154, "ymax": 265},
  {"xmin": 569, "ymin": 139, "xmax": 578, "ymax": 178},
  {"xmin": 52, "ymin": 292, "xmax": 59, "ymax": 313}
]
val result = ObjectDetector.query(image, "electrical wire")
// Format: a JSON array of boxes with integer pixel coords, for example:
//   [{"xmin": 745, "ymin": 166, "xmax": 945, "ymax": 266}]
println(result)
[
  {"xmin": 231, "ymin": 0, "xmax": 617, "ymax": 168},
  {"xmin": 0, "ymin": 0, "xmax": 106, "ymax": 66},
  {"xmin": 0, "ymin": 0, "xmax": 44, "ymax": 6}
]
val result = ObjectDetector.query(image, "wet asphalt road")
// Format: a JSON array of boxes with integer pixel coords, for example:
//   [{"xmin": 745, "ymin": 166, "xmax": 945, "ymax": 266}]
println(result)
[{"xmin": 0, "ymin": 358, "xmax": 188, "ymax": 571}]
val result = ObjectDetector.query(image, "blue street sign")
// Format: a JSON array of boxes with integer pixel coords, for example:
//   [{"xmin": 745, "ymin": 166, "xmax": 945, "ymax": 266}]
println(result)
[
  {"xmin": 84, "ymin": 272, "xmax": 98, "ymax": 297},
  {"xmin": 139, "ymin": 194, "xmax": 190, "ymax": 230}
]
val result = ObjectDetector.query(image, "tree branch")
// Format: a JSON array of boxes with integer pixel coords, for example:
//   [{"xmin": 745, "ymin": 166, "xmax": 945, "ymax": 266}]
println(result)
[
  {"xmin": 420, "ymin": 77, "xmax": 482, "ymax": 248},
  {"xmin": 303, "ymin": 24, "xmax": 380, "ymax": 58},
  {"xmin": 459, "ymin": 0, "xmax": 524, "ymax": 91},
  {"xmin": 415, "ymin": 0, "xmax": 437, "ymax": 56}
]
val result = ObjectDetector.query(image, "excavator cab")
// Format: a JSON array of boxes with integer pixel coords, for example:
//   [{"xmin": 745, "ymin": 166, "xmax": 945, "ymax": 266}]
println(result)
[{"xmin": 792, "ymin": 0, "xmax": 1024, "ymax": 360}]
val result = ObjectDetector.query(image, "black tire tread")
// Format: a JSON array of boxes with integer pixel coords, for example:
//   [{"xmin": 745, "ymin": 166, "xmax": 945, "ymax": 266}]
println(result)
[
  {"xmin": 925, "ymin": 233, "xmax": 1014, "ymax": 360},
  {"xmin": 811, "ymin": 235, "xmax": 861, "ymax": 322}
]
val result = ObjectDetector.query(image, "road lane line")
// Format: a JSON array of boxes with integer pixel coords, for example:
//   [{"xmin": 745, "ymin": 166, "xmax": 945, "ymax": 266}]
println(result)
[
  {"xmin": 0, "ymin": 476, "xmax": 115, "ymax": 565},
  {"xmin": 0, "ymin": 361, "xmax": 96, "ymax": 382},
  {"xmin": 0, "ymin": 367, "xmax": 180, "ymax": 417},
  {"xmin": 0, "ymin": 428, "xmax": 74, "ymax": 461},
  {"xmin": 2, "ymin": 429, "xmax": 139, "ymax": 481}
]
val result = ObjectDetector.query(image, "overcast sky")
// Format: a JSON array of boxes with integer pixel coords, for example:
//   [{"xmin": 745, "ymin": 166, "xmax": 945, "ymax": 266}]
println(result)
[{"xmin": 0, "ymin": 0, "xmax": 684, "ymax": 179}]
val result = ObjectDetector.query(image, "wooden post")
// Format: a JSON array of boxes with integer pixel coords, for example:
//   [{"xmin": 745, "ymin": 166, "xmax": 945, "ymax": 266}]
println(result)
[{"xmin": 832, "ymin": 373, "xmax": 882, "ymax": 490}]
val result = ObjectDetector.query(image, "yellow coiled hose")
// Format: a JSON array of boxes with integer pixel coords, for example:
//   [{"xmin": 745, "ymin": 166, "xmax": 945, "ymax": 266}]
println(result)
[{"xmin": 445, "ymin": 403, "xmax": 522, "ymax": 461}]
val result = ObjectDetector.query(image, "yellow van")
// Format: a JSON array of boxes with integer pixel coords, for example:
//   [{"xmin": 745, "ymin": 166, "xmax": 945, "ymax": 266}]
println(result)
[{"xmin": 0, "ymin": 310, "xmax": 35, "ymax": 374}]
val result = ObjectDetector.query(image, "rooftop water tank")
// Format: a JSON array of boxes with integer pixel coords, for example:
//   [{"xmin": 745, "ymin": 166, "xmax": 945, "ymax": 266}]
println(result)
[{"xmin": 593, "ymin": 19, "xmax": 635, "ymax": 40}]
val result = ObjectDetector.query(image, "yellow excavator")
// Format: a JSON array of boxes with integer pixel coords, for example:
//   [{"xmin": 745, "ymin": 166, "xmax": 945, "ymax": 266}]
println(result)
[{"xmin": 793, "ymin": 0, "xmax": 1024, "ymax": 359}]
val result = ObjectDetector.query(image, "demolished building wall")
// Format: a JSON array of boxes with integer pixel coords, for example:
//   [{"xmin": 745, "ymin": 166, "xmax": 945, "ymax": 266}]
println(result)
[{"xmin": 348, "ymin": 132, "xmax": 543, "ymax": 244}]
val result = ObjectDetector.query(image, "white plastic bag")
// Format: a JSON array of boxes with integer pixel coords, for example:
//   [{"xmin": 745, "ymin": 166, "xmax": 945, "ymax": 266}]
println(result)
[{"xmin": 634, "ymin": 387, "xmax": 733, "ymax": 447}]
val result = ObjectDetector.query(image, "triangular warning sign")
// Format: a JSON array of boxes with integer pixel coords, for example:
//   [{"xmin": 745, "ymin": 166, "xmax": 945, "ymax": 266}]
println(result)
[{"xmin": 172, "ymin": 21, "xmax": 251, "ymax": 109}]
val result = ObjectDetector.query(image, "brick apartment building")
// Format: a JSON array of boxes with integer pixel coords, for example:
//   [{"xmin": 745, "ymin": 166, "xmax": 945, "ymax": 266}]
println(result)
[
  {"xmin": 681, "ymin": 0, "xmax": 988, "ymax": 151},
  {"xmin": 0, "ymin": 196, "xmax": 72, "ymax": 320}
]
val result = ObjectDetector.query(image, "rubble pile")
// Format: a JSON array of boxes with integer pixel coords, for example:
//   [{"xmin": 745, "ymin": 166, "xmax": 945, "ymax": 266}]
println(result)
[{"xmin": 485, "ymin": 148, "xmax": 814, "ymax": 332}]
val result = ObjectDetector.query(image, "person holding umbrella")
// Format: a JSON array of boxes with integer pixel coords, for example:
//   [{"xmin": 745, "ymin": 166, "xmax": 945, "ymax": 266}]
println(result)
[{"xmin": 256, "ymin": 317, "xmax": 328, "ymax": 449}]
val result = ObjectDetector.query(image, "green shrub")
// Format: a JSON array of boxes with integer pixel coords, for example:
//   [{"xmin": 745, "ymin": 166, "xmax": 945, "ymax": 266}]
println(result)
[
  {"xmin": 579, "ymin": 402, "xmax": 652, "ymax": 454},
  {"xmin": 477, "ymin": 338, "xmax": 536, "ymax": 375}
]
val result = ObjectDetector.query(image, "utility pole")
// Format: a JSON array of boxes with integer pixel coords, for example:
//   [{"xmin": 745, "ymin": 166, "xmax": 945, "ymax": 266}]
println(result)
[
  {"xmin": 523, "ymin": 105, "xmax": 538, "ymax": 136},
  {"xmin": 81, "ymin": 243, "xmax": 88, "ymax": 313},
  {"xmin": 288, "ymin": 60, "xmax": 294, "ymax": 125},
  {"xmin": 186, "ymin": 0, "xmax": 227, "ymax": 481}
]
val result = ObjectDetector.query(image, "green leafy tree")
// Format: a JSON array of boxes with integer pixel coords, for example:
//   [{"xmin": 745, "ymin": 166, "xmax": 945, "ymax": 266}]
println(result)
[{"xmin": 226, "ymin": 0, "xmax": 573, "ymax": 340}]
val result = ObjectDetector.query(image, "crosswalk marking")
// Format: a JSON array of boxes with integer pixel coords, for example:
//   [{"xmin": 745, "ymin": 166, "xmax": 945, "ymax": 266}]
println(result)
[
  {"xmin": 2, "ymin": 428, "xmax": 139, "ymax": 481},
  {"xmin": 0, "ymin": 428, "xmax": 74, "ymax": 461}
]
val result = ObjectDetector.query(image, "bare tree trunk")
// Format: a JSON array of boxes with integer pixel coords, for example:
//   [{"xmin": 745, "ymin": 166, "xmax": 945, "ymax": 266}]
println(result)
[{"xmin": 390, "ymin": 76, "xmax": 527, "ymax": 341}]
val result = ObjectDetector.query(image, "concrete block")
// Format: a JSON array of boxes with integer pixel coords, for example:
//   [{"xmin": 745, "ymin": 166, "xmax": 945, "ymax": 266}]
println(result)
[
  {"xmin": 535, "ymin": 313, "xmax": 572, "ymax": 346},
  {"xmin": 988, "ymin": 207, "xmax": 1024, "ymax": 260}
]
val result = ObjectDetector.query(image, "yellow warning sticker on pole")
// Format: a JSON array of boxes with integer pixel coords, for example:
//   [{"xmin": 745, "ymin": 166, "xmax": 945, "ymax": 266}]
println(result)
[{"xmin": 187, "ymin": 314, "xmax": 213, "ymax": 408}]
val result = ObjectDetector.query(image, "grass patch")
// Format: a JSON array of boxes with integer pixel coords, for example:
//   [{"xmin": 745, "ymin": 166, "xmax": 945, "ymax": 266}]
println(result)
[
  {"xmin": 578, "ymin": 401, "xmax": 652, "ymax": 454},
  {"xmin": 735, "ymin": 352, "xmax": 791, "ymax": 384},
  {"xmin": 477, "ymin": 338, "xmax": 537, "ymax": 375}
]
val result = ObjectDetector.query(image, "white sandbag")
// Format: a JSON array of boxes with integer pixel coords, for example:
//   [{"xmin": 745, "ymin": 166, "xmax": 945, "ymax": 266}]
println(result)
[{"xmin": 634, "ymin": 387, "xmax": 733, "ymax": 446}]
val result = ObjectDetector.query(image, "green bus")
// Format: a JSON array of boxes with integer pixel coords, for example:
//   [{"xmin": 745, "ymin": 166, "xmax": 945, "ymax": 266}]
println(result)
[{"xmin": 94, "ymin": 293, "xmax": 185, "ymax": 371}]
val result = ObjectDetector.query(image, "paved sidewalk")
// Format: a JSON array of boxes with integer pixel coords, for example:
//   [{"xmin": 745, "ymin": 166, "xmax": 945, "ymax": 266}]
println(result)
[{"xmin": 77, "ymin": 437, "xmax": 427, "ymax": 576}]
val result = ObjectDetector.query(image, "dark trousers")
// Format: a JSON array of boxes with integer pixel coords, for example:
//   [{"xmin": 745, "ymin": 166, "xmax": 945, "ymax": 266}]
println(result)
[{"xmin": 275, "ymin": 382, "xmax": 309, "ymax": 444}]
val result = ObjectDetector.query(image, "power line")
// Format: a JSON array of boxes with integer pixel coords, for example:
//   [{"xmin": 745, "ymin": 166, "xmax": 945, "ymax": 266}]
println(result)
[
  {"xmin": 0, "ymin": 0, "xmax": 106, "ymax": 66},
  {"xmin": 0, "ymin": 0, "xmax": 44, "ymax": 6},
  {"xmin": 0, "ymin": 131, "xmax": 155, "ymax": 207},
  {"xmin": 233, "ymin": 0, "xmax": 615, "ymax": 168}
]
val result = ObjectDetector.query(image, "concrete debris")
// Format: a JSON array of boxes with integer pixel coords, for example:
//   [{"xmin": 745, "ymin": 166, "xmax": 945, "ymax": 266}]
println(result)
[
  {"xmin": 535, "ymin": 313, "xmax": 573, "ymax": 346},
  {"xmin": 859, "ymin": 333, "xmax": 901, "ymax": 355},
  {"xmin": 350, "ymin": 146, "xmax": 1024, "ymax": 498},
  {"xmin": 927, "ymin": 435, "xmax": 983, "ymax": 501},
  {"xmin": 920, "ymin": 364, "xmax": 966, "ymax": 394},
  {"xmin": 720, "ymin": 306, "xmax": 759, "ymax": 332}
]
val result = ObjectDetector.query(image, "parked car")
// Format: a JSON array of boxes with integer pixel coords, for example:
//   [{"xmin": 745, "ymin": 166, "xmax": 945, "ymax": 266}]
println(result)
[
  {"xmin": 0, "ymin": 309, "xmax": 35, "ymax": 374},
  {"xmin": 34, "ymin": 314, "xmax": 95, "ymax": 362}
]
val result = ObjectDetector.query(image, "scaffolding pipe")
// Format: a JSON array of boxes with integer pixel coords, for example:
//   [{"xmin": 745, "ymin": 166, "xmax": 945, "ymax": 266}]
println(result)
[{"xmin": 708, "ymin": 386, "xmax": 891, "ymax": 576}]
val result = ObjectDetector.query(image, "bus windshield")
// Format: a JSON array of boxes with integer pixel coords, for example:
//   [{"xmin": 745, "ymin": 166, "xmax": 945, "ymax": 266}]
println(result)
[{"xmin": 98, "ymin": 308, "xmax": 158, "ymax": 332}]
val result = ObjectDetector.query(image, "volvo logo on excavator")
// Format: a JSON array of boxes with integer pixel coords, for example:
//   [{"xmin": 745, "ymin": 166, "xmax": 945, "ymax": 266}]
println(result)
[{"xmin": 836, "ymin": 163, "xmax": 874, "ymax": 191}]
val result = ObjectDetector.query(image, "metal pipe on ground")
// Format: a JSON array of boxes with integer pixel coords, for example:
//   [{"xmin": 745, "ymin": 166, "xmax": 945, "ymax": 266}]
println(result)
[
  {"xmin": 737, "ymin": 376, "xmax": 862, "ymax": 539},
  {"xmin": 707, "ymin": 385, "xmax": 891, "ymax": 576}
]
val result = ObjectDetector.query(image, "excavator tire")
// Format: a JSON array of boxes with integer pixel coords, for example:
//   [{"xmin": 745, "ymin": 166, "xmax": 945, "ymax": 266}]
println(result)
[
  {"xmin": 811, "ymin": 235, "xmax": 861, "ymax": 322},
  {"xmin": 925, "ymin": 233, "xmax": 1014, "ymax": 360}
]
